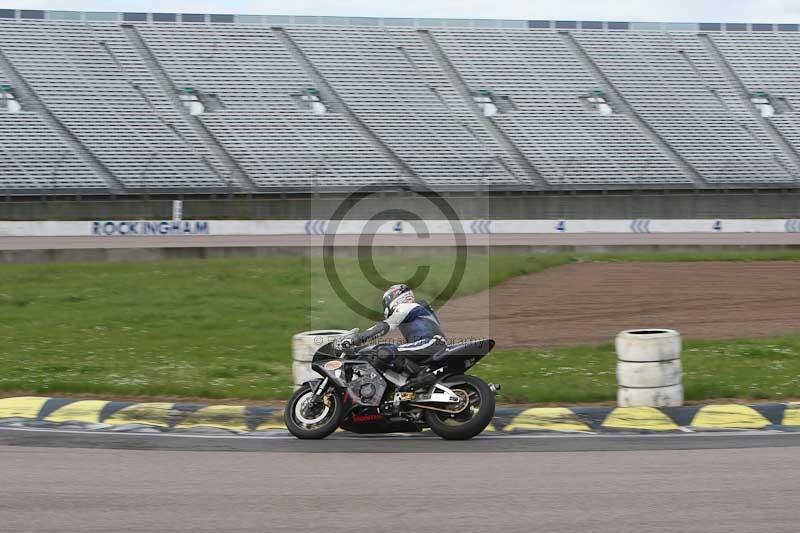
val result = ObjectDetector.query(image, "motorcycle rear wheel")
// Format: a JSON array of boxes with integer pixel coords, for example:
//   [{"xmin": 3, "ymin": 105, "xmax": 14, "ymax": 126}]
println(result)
[
  {"xmin": 285, "ymin": 383, "xmax": 343, "ymax": 440},
  {"xmin": 425, "ymin": 375, "xmax": 495, "ymax": 440}
]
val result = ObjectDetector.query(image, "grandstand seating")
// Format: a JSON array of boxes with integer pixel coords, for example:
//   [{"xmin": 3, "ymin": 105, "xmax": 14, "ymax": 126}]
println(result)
[
  {"xmin": 0, "ymin": 62, "xmax": 105, "ymax": 191},
  {"xmin": 431, "ymin": 29, "xmax": 692, "ymax": 186},
  {"xmin": 0, "ymin": 21, "xmax": 226, "ymax": 191},
  {"xmin": 667, "ymin": 33, "xmax": 798, "ymax": 177},
  {"xmin": 575, "ymin": 31, "xmax": 794, "ymax": 183},
  {"xmin": 134, "ymin": 24, "xmax": 403, "ymax": 189},
  {"xmin": 0, "ymin": 13, "xmax": 799, "ymax": 194},
  {"xmin": 710, "ymin": 32, "xmax": 800, "ymax": 168},
  {"xmin": 286, "ymin": 26, "xmax": 519, "ymax": 187}
]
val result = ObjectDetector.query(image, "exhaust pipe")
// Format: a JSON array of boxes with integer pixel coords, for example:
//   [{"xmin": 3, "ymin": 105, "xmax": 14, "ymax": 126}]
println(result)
[{"xmin": 489, "ymin": 383, "xmax": 501, "ymax": 395}]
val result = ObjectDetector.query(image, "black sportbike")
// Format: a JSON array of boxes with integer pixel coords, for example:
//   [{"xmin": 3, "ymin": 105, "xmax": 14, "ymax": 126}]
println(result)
[{"xmin": 285, "ymin": 329, "xmax": 499, "ymax": 440}]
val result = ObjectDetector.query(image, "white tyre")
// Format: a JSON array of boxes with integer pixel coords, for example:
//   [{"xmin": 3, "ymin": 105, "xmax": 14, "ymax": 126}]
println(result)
[
  {"xmin": 616, "ymin": 329, "xmax": 681, "ymax": 363},
  {"xmin": 292, "ymin": 361, "xmax": 322, "ymax": 389},
  {"xmin": 617, "ymin": 359, "xmax": 682, "ymax": 388},
  {"xmin": 292, "ymin": 330, "xmax": 346, "ymax": 363},
  {"xmin": 618, "ymin": 384, "xmax": 684, "ymax": 407},
  {"xmin": 291, "ymin": 330, "xmax": 346, "ymax": 388}
]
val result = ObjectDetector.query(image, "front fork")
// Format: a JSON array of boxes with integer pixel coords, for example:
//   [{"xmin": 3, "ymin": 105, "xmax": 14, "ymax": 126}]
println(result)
[
  {"xmin": 302, "ymin": 377, "xmax": 330, "ymax": 415},
  {"xmin": 312, "ymin": 377, "xmax": 329, "ymax": 398}
]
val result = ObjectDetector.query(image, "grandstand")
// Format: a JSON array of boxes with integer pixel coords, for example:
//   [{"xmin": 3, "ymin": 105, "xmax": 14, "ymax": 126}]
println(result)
[{"xmin": 0, "ymin": 10, "xmax": 799, "ymax": 218}]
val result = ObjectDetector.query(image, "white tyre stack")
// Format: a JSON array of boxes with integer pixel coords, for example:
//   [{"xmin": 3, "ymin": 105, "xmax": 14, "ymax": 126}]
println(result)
[
  {"xmin": 616, "ymin": 329, "xmax": 683, "ymax": 407},
  {"xmin": 291, "ymin": 330, "xmax": 347, "ymax": 390}
]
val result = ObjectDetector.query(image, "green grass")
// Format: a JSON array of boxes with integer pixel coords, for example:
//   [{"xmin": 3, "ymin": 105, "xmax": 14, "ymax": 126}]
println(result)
[
  {"xmin": 479, "ymin": 336, "xmax": 800, "ymax": 404},
  {"xmin": 0, "ymin": 250, "xmax": 799, "ymax": 402},
  {"xmin": 0, "ymin": 255, "xmax": 567, "ymax": 399}
]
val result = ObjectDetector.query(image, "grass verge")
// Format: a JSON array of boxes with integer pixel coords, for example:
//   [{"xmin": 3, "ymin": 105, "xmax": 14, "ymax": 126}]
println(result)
[
  {"xmin": 479, "ymin": 336, "xmax": 800, "ymax": 404},
  {"xmin": 0, "ymin": 250, "xmax": 799, "ymax": 401}
]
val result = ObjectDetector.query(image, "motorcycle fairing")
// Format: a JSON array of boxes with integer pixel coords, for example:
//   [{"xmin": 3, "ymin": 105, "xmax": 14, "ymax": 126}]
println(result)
[{"xmin": 340, "ymin": 406, "xmax": 422, "ymax": 434}]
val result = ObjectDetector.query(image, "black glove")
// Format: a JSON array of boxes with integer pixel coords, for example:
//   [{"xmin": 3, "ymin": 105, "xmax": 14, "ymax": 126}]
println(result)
[
  {"xmin": 334, "ymin": 330, "xmax": 360, "ymax": 355},
  {"xmin": 340, "ymin": 338, "xmax": 355, "ymax": 357}
]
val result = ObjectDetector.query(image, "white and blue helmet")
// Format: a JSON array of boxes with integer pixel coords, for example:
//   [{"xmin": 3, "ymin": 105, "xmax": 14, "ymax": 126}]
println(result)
[{"xmin": 382, "ymin": 284, "xmax": 415, "ymax": 318}]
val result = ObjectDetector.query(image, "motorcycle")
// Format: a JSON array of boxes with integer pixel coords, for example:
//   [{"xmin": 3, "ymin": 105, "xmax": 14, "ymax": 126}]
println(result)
[{"xmin": 285, "ymin": 329, "xmax": 499, "ymax": 440}]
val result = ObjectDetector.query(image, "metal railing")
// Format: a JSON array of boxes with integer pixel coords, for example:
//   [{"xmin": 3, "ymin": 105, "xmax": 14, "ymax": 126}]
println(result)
[{"xmin": 1, "ymin": 10, "xmax": 797, "ymax": 34}]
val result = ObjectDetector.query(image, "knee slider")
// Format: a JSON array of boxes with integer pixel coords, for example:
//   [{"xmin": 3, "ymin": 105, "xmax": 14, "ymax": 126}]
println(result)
[{"xmin": 375, "ymin": 345, "xmax": 398, "ymax": 364}]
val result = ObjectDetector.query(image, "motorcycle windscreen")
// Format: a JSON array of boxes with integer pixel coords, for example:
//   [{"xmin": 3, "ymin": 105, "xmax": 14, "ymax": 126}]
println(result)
[{"xmin": 312, "ymin": 342, "xmax": 337, "ymax": 362}]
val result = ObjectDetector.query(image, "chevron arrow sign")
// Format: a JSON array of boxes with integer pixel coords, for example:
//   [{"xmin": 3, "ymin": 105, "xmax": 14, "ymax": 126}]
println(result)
[
  {"xmin": 304, "ymin": 220, "xmax": 328, "ymax": 235},
  {"xmin": 629, "ymin": 219, "xmax": 651, "ymax": 233},
  {"xmin": 786, "ymin": 220, "xmax": 800, "ymax": 233},
  {"xmin": 470, "ymin": 220, "xmax": 493, "ymax": 234}
]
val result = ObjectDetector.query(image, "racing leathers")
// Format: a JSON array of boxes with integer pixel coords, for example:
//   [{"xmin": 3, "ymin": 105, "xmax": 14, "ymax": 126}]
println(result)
[{"xmin": 358, "ymin": 301, "xmax": 446, "ymax": 380}]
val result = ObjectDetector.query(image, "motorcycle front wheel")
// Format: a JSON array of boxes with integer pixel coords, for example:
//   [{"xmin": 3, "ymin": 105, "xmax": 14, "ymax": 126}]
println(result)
[
  {"xmin": 285, "ymin": 383, "xmax": 343, "ymax": 440},
  {"xmin": 425, "ymin": 375, "xmax": 495, "ymax": 440}
]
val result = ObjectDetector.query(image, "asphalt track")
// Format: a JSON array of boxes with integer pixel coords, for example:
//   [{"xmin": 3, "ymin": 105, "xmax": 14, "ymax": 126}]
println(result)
[
  {"xmin": 1, "ymin": 232, "xmax": 799, "ymax": 249},
  {"xmin": 0, "ymin": 427, "xmax": 800, "ymax": 454},
  {"xmin": 1, "ymin": 431, "xmax": 799, "ymax": 532},
  {"xmin": 2, "ymin": 426, "xmax": 800, "ymax": 453}
]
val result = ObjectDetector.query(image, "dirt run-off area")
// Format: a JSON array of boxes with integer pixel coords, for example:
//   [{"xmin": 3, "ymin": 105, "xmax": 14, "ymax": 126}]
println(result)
[{"xmin": 437, "ymin": 261, "xmax": 800, "ymax": 350}]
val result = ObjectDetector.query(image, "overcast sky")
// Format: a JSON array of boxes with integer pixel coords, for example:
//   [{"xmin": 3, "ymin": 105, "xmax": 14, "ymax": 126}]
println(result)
[{"xmin": 1, "ymin": 0, "xmax": 799, "ymax": 23}]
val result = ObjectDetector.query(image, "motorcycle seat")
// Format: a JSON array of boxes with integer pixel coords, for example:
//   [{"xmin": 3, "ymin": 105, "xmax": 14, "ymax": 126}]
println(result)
[{"xmin": 421, "ymin": 339, "xmax": 495, "ymax": 365}]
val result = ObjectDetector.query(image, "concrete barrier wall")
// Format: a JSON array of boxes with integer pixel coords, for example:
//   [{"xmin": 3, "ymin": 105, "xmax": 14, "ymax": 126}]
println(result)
[
  {"xmin": 1, "ymin": 218, "xmax": 799, "ymax": 237},
  {"xmin": 3, "ymin": 244, "xmax": 799, "ymax": 265},
  {"xmin": 1, "ymin": 190, "xmax": 799, "ymax": 220}
]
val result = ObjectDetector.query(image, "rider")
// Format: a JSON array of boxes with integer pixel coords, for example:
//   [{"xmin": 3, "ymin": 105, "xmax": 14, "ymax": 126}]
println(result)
[{"xmin": 354, "ymin": 284, "xmax": 446, "ymax": 389}]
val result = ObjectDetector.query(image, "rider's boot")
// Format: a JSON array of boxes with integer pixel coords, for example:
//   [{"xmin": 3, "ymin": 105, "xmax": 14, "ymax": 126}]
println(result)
[
  {"xmin": 399, "ymin": 368, "xmax": 437, "ymax": 391},
  {"xmin": 402, "ymin": 357, "xmax": 419, "ymax": 376}
]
